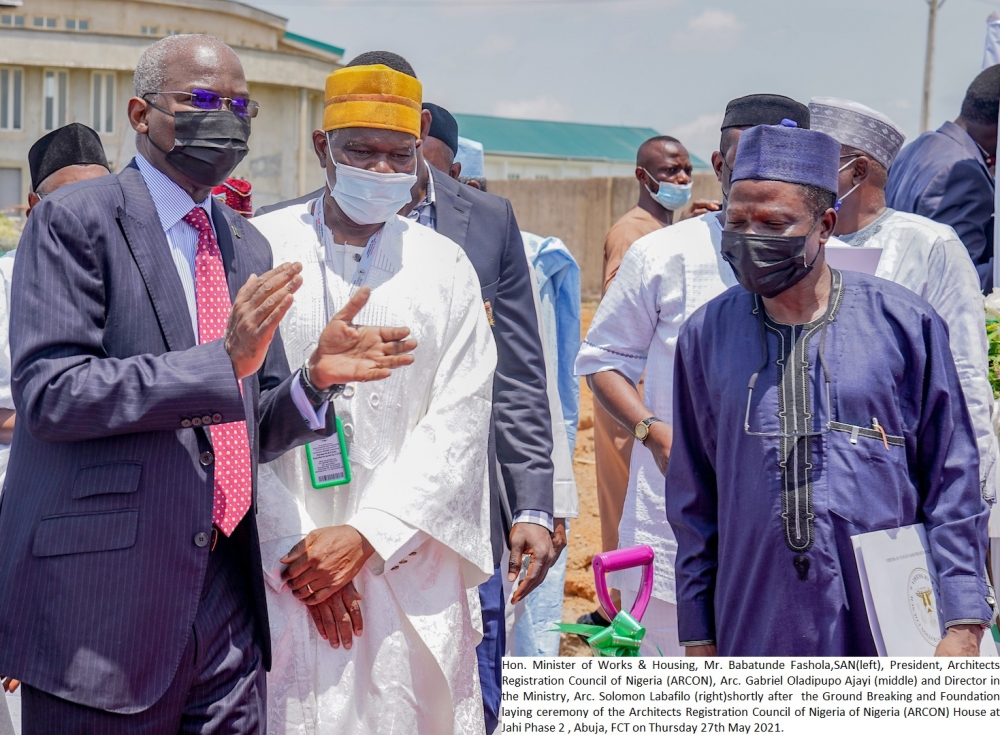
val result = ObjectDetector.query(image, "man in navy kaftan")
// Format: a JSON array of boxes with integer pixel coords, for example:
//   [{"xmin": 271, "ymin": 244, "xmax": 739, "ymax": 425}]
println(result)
[{"xmin": 665, "ymin": 121, "xmax": 994, "ymax": 657}]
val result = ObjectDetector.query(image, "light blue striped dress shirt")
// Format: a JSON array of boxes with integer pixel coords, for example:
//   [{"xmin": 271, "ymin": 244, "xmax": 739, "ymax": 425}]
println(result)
[{"xmin": 134, "ymin": 155, "xmax": 325, "ymax": 429}]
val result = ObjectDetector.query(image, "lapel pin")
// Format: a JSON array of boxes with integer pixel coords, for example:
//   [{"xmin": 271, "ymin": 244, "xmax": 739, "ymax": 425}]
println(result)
[{"xmin": 231, "ymin": 225, "xmax": 242, "ymax": 239}]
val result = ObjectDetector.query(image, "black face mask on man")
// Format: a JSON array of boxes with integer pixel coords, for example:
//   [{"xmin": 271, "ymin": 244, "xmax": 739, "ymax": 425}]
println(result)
[
  {"xmin": 720, "ymin": 221, "xmax": 822, "ymax": 299},
  {"xmin": 148, "ymin": 107, "xmax": 251, "ymax": 187}
]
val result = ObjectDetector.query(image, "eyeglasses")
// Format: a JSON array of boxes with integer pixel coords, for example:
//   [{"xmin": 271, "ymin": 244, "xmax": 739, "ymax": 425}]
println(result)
[{"xmin": 145, "ymin": 89, "xmax": 259, "ymax": 118}]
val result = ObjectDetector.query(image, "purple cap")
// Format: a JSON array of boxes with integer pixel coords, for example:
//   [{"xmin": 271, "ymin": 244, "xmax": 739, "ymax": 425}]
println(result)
[{"xmin": 731, "ymin": 122, "xmax": 841, "ymax": 195}]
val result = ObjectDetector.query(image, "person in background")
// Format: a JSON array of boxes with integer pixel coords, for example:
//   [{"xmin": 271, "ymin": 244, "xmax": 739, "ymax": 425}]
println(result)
[
  {"xmin": 211, "ymin": 177, "xmax": 253, "ymax": 218},
  {"xmin": 421, "ymin": 102, "xmax": 462, "ymax": 179},
  {"xmin": 450, "ymin": 135, "xmax": 581, "ymax": 656},
  {"xmin": 0, "ymin": 34, "xmax": 416, "ymax": 731},
  {"xmin": 583, "ymin": 134, "xmax": 708, "ymax": 631},
  {"xmin": 397, "ymin": 87, "xmax": 553, "ymax": 733},
  {"xmin": 0, "ymin": 123, "xmax": 111, "ymax": 705},
  {"xmin": 811, "ymin": 96, "xmax": 999, "ymax": 504},
  {"xmin": 457, "ymin": 136, "xmax": 488, "ymax": 190},
  {"xmin": 576, "ymin": 94, "xmax": 811, "ymax": 654},
  {"xmin": 887, "ymin": 64, "xmax": 1000, "ymax": 291},
  {"xmin": 667, "ymin": 120, "xmax": 992, "ymax": 656}
]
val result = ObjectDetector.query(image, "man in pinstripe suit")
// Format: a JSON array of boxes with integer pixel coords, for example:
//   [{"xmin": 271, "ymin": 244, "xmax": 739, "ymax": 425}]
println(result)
[{"xmin": 0, "ymin": 34, "xmax": 415, "ymax": 733}]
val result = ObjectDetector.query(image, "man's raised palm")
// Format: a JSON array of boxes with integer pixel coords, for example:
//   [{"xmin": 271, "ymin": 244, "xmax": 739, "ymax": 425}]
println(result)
[{"xmin": 308, "ymin": 286, "xmax": 417, "ymax": 388}]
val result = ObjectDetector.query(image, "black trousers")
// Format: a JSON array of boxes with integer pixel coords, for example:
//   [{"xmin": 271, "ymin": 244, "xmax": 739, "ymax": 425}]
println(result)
[{"xmin": 22, "ymin": 527, "xmax": 265, "ymax": 735}]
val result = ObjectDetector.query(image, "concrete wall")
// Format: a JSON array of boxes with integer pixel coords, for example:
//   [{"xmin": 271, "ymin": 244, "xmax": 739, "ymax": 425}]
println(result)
[{"xmin": 491, "ymin": 171, "xmax": 721, "ymax": 298}]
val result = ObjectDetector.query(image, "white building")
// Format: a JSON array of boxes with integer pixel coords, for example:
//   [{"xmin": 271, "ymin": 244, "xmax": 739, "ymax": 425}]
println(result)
[{"xmin": 0, "ymin": 0, "xmax": 344, "ymax": 216}]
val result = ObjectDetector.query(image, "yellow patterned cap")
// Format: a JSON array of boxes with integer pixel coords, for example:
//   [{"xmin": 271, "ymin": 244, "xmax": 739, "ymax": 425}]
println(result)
[{"xmin": 323, "ymin": 64, "xmax": 422, "ymax": 137}]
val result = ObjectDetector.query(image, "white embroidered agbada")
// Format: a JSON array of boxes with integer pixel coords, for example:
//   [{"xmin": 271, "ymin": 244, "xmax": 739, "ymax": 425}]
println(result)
[
  {"xmin": 837, "ymin": 208, "xmax": 998, "ymax": 502},
  {"xmin": 251, "ymin": 201, "xmax": 496, "ymax": 735},
  {"xmin": 575, "ymin": 212, "xmax": 736, "ymax": 604}
]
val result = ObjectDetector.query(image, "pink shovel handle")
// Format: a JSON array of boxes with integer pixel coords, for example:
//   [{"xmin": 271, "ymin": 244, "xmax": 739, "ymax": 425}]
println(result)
[{"xmin": 592, "ymin": 545, "xmax": 655, "ymax": 623}]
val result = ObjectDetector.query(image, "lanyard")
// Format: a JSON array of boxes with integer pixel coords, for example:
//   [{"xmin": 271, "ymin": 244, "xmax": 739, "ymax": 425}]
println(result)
[{"xmin": 311, "ymin": 194, "xmax": 382, "ymax": 322}]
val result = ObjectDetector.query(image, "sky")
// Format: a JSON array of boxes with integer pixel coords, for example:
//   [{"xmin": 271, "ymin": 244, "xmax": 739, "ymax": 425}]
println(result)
[{"xmin": 246, "ymin": 0, "xmax": 1000, "ymax": 162}]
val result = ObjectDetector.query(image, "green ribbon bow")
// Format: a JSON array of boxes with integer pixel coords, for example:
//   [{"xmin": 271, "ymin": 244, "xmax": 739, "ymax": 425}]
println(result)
[{"xmin": 554, "ymin": 611, "xmax": 646, "ymax": 657}]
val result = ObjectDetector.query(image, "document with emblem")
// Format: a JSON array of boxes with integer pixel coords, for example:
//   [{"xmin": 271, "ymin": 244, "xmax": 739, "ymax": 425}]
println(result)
[{"xmin": 852, "ymin": 524, "xmax": 997, "ymax": 656}]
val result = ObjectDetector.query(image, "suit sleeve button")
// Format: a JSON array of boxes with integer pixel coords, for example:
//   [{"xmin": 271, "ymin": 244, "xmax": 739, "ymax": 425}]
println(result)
[
  {"xmin": 199, "ymin": 451, "xmax": 214, "ymax": 466},
  {"xmin": 202, "ymin": 415, "xmax": 213, "ymax": 425},
  {"xmin": 194, "ymin": 532, "xmax": 209, "ymax": 548},
  {"xmin": 181, "ymin": 418, "xmax": 192, "ymax": 428},
  {"xmin": 191, "ymin": 417, "xmax": 202, "ymax": 427},
  {"xmin": 212, "ymin": 413, "xmax": 223, "ymax": 423}
]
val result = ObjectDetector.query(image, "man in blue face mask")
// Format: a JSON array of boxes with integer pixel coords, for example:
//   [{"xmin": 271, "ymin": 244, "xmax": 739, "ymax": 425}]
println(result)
[{"xmin": 665, "ymin": 120, "xmax": 994, "ymax": 657}]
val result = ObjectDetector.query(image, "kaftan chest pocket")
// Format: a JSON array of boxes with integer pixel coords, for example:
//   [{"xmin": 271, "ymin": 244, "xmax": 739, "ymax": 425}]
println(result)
[{"xmin": 826, "ymin": 422, "xmax": 908, "ymax": 531}]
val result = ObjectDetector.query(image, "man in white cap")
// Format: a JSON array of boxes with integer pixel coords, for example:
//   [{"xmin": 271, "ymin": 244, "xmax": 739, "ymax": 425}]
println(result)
[{"xmin": 810, "ymin": 96, "xmax": 999, "ymax": 509}]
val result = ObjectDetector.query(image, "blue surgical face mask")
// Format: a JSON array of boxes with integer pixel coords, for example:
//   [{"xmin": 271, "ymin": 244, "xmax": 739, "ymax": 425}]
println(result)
[
  {"xmin": 327, "ymin": 135, "xmax": 419, "ymax": 225},
  {"xmin": 643, "ymin": 168, "xmax": 692, "ymax": 211}
]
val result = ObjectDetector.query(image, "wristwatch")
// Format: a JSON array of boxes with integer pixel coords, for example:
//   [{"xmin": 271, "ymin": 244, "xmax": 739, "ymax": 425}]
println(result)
[
  {"xmin": 634, "ymin": 416, "xmax": 662, "ymax": 443},
  {"xmin": 299, "ymin": 361, "xmax": 345, "ymax": 409}
]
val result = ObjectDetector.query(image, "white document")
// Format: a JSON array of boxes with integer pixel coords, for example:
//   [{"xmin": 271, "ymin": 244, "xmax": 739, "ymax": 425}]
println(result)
[
  {"xmin": 852, "ymin": 524, "xmax": 997, "ymax": 656},
  {"xmin": 826, "ymin": 246, "xmax": 883, "ymax": 275}
]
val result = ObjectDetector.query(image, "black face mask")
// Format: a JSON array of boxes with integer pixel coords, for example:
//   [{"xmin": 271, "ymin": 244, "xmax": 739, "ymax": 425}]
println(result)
[
  {"xmin": 148, "ymin": 108, "xmax": 251, "ymax": 187},
  {"xmin": 721, "ymin": 223, "xmax": 822, "ymax": 298}
]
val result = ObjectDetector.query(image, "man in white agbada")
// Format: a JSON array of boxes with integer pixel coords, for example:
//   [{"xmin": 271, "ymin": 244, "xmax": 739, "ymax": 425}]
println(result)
[
  {"xmin": 809, "ymin": 95, "xmax": 1000, "ymax": 595},
  {"xmin": 575, "ymin": 94, "xmax": 811, "ymax": 655},
  {"xmin": 809, "ymin": 96, "xmax": 999, "ymax": 504},
  {"xmin": 251, "ymin": 64, "xmax": 496, "ymax": 734}
]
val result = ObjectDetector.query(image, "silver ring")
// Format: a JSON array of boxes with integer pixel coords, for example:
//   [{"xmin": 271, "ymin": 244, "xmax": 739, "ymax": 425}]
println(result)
[{"xmin": 306, "ymin": 583, "xmax": 314, "ymax": 594}]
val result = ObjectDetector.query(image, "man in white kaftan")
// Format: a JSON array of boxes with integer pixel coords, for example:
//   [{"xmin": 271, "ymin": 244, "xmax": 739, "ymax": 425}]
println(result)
[
  {"xmin": 253, "ymin": 201, "xmax": 495, "ymax": 735},
  {"xmin": 575, "ymin": 94, "xmax": 811, "ymax": 655},
  {"xmin": 810, "ymin": 96, "xmax": 999, "ymax": 504},
  {"xmin": 249, "ymin": 63, "xmax": 495, "ymax": 734}
]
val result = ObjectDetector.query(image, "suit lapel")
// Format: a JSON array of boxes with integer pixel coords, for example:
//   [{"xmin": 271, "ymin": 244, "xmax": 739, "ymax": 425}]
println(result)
[
  {"xmin": 940, "ymin": 121, "xmax": 992, "ymax": 178},
  {"xmin": 117, "ymin": 163, "xmax": 196, "ymax": 352},
  {"xmin": 212, "ymin": 199, "xmax": 243, "ymax": 303},
  {"xmin": 431, "ymin": 168, "xmax": 472, "ymax": 247}
]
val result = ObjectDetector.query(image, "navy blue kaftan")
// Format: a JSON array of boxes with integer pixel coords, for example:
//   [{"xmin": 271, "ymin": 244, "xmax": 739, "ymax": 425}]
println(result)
[{"xmin": 665, "ymin": 268, "xmax": 992, "ymax": 655}]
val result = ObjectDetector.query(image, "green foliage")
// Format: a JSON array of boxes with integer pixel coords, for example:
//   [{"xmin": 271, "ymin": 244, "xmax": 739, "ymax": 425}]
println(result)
[
  {"xmin": 986, "ymin": 315, "xmax": 1000, "ymax": 400},
  {"xmin": 0, "ymin": 213, "xmax": 21, "ymax": 253}
]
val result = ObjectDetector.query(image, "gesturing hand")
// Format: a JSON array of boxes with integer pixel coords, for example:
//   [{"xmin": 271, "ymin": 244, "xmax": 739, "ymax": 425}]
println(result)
[
  {"xmin": 281, "ymin": 525, "xmax": 375, "ymax": 604},
  {"xmin": 690, "ymin": 199, "xmax": 721, "ymax": 217},
  {"xmin": 226, "ymin": 262, "xmax": 304, "ymax": 380},
  {"xmin": 307, "ymin": 286, "xmax": 418, "ymax": 389},
  {"xmin": 508, "ymin": 522, "xmax": 557, "ymax": 604},
  {"xmin": 2, "ymin": 674, "xmax": 19, "ymax": 693},
  {"xmin": 307, "ymin": 581, "xmax": 364, "ymax": 650}
]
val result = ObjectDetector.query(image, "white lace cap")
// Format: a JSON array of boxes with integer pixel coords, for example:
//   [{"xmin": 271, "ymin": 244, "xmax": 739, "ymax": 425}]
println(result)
[{"xmin": 809, "ymin": 96, "xmax": 906, "ymax": 169}]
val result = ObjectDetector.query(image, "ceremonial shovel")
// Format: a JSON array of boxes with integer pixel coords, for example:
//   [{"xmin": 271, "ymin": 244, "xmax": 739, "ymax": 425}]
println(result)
[{"xmin": 555, "ymin": 546, "xmax": 655, "ymax": 657}]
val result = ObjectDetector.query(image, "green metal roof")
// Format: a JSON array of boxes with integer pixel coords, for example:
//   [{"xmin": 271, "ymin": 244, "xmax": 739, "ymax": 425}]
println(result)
[
  {"xmin": 283, "ymin": 31, "xmax": 345, "ymax": 58},
  {"xmin": 452, "ymin": 113, "xmax": 709, "ymax": 170}
]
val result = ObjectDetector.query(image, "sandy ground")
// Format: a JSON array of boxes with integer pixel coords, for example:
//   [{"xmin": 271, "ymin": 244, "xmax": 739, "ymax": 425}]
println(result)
[{"xmin": 559, "ymin": 300, "xmax": 601, "ymax": 657}]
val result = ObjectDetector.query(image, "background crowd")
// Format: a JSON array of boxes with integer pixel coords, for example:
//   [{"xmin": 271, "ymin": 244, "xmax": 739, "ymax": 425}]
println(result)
[{"xmin": 0, "ymin": 6, "xmax": 999, "ymax": 735}]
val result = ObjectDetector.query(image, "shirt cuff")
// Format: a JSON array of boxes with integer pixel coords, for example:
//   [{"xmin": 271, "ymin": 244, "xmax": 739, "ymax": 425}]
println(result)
[
  {"xmin": 289, "ymin": 370, "xmax": 328, "ymax": 431},
  {"xmin": 513, "ymin": 509, "xmax": 554, "ymax": 532},
  {"xmin": 347, "ymin": 508, "xmax": 427, "ymax": 571}
]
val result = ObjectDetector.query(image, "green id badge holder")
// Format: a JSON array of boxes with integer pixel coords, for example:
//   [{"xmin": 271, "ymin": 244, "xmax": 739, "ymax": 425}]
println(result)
[{"xmin": 306, "ymin": 416, "xmax": 352, "ymax": 488}]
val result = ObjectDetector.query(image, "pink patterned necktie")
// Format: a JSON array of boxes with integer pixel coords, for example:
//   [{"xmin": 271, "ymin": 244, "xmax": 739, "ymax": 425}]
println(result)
[{"xmin": 183, "ymin": 206, "xmax": 252, "ymax": 536}]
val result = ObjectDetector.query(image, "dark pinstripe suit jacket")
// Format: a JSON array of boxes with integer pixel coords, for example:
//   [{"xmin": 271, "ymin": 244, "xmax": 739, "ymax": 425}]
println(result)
[{"xmin": 0, "ymin": 161, "xmax": 326, "ymax": 713}]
